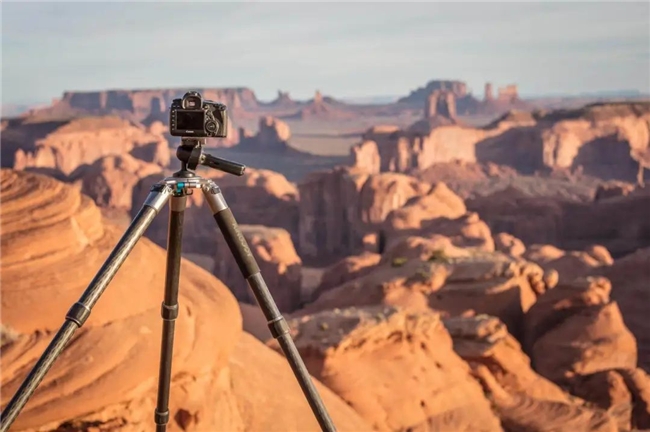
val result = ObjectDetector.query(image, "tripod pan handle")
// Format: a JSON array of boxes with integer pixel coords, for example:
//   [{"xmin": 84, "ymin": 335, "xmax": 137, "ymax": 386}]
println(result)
[{"xmin": 201, "ymin": 154, "xmax": 246, "ymax": 176}]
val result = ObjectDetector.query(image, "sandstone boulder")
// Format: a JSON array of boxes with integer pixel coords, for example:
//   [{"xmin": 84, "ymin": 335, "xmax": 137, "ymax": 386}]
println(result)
[
  {"xmin": 297, "ymin": 256, "xmax": 450, "ymax": 315},
  {"xmin": 383, "ymin": 182, "xmax": 467, "ymax": 232},
  {"xmin": 596, "ymin": 248, "xmax": 650, "ymax": 373},
  {"xmin": 524, "ymin": 277, "xmax": 638, "ymax": 384},
  {"xmin": 569, "ymin": 368, "xmax": 650, "ymax": 430},
  {"xmin": 443, "ymin": 314, "xmax": 571, "ymax": 403},
  {"xmin": 523, "ymin": 244, "xmax": 613, "ymax": 282},
  {"xmin": 214, "ymin": 225, "xmax": 302, "ymax": 313},
  {"xmin": 493, "ymin": 232, "xmax": 526, "ymax": 257},
  {"xmin": 472, "ymin": 365, "xmax": 620, "ymax": 432},
  {"xmin": 275, "ymin": 307, "xmax": 503, "ymax": 431},
  {"xmin": 313, "ymin": 251, "xmax": 381, "ymax": 300},
  {"xmin": 358, "ymin": 172, "xmax": 431, "ymax": 227},
  {"xmin": 225, "ymin": 332, "xmax": 374, "ymax": 431},
  {"xmin": 426, "ymin": 252, "xmax": 542, "ymax": 338},
  {"xmin": 69, "ymin": 154, "xmax": 163, "ymax": 211},
  {"xmin": 300, "ymin": 239, "xmax": 544, "ymax": 339}
]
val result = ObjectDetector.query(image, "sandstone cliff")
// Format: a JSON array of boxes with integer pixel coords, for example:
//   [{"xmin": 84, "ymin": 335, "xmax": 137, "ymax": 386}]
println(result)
[
  {"xmin": 4, "ymin": 116, "xmax": 168, "ymax": 176},
  {"xmin": 54, "ymin": 87, "xmax": 258, "ymax": 120},
  {"xmin": 468, "ymin": 182, "xmax": 650, "ymax": 257},
  {"xmin": 351, "ymin": 102, "xmax": 650, "ymax": 182},
  {"xmin": 298, "ymin": 167, "xmax": 445, "ymax": 261}
]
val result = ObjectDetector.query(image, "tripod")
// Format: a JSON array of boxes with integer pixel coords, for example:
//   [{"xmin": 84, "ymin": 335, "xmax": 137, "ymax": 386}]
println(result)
[{"xmin": 0, "ymin": 138, "xmax": 337, "ymax": 432}]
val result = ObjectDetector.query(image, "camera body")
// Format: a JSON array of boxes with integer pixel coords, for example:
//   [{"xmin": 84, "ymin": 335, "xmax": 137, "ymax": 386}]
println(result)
[{"xmin": 169, "ymin": 91, "xmax": 228, "ymax": 138}]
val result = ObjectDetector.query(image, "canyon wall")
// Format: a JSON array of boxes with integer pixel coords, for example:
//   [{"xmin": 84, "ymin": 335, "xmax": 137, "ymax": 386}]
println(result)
[{"xmin": 351, "ymin": 102, "xmax": 650, "ymax": 182}]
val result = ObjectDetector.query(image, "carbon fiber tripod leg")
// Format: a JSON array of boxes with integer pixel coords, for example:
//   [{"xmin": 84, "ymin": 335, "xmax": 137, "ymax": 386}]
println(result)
[
  {"xmin": 0, "ymin": 184, "xmax": 172, "ymax": 432},
  {"xmin": 200, "ymin": 181, "xmax": 337, "ymax": 432},
  {"xmin": 154, "ymin": 195, "xmax": 187, "ymax": 432}
]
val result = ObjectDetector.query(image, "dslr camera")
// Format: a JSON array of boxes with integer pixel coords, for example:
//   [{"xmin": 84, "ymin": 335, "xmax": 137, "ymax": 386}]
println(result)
[{"xmin": 169, "ymin": 91, "xmax": 228, "ymax": 138}]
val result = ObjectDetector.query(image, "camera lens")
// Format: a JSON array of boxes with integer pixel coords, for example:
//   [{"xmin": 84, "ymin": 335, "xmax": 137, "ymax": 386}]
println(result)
[{"xmin": 205, "ymin": 121, "xmax": 218, "ymax": 133}]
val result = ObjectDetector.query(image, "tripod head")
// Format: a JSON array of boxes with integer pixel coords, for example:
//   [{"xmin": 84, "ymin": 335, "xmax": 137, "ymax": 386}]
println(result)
[{"xmin": 176, "ymin": 138, "xmax": 246, "ymax": 177}]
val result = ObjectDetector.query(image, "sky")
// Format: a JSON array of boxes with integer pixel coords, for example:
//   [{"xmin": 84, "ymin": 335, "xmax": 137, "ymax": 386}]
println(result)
[{"xmin": 1, "ymin": 1, "xmax": 649, "ymax": 106}]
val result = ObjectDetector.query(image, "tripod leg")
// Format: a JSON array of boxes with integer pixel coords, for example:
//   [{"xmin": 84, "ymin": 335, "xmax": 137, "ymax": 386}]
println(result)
[
  {"xmin": 201, "ymin": 182, "xmax": 337, "ymax": 432},
  {"xmin": 154, "ymin": 195, "xmax": 186, "ymax": 432},
  {"xmin": 0, "ymin": 184, "xmax": 172, "ymax": 432}
]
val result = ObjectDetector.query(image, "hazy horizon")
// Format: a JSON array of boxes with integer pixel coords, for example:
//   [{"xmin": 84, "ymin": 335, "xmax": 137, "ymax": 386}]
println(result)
[{"xmin": 2, "ymin": 1, "xmax": 649, "ymax": 106}]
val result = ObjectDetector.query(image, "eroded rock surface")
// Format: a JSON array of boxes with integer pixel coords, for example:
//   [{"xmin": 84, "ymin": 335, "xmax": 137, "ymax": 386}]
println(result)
[
  {"xmin": 69, "ymin": 154, "xmax": 163, "ymax": 211},
  {"xmin": 524, "ymin": 277, "xmax": 638, "ymax": 384},
  {"xmin": 276, "ymin": 307, "xmax": 503, "ymax": 432}
]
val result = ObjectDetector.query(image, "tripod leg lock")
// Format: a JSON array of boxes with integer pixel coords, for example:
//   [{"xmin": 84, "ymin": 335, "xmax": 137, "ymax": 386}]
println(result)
[
  {"xmin": 65, "ymin": 302, "xmax": 92, "ymax": 327},
  {"xmin": 154, "ymin": 409, "xmax": 170, "ymax": 425},
  {"xmin": 267, "ymin": 316, "xmax": 290, "ymax": 338},
  {"xmin": 160, "ymin": 302, "xmax": 179, "ymax": 321},
  {"xmin": 145, "ymin": 184, "xmax": 174, "ymax": 213}
]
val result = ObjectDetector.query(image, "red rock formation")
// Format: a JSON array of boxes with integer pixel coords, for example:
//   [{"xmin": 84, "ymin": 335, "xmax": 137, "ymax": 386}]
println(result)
[
  {"xmin": 228, "ymin": 333, "xmax": 374, "ymax": 431},
  {"xmin": 523, "ymin": 244, "xmax": 613, "ymax": 282},
  {"xmin": 298, "ymin": 168, "xmax": 430, "ymax": 260},
  {"xmin": 299, "ymin": 239, "xmax": 545, "ymax": 340},
  {"xmin": 349, "ymin": 102, "xmax": 650, "ymax": 181},
  {"xmin": 382, "ymin": 182, "xmax": 468, "ymax": 234},
  {"xmin": 236, "ymin": 116, "xmax": 300, "ymax": 153},
  {"xmin": 10, "ymin": 116, "xmax": 168, "ymax": 176},
  {"xmin": 484, "ymin": 82, "xmax": 494, "ymax": 101},
  {"xmin": 314, "ymin": 252, "xmax": 381, "ymax": 300},
  {"xmin": 214, "ymin": 225, "xmax": 302, "ymax": 313},
  {"xmin": 497, "ymin": 84, "xmax": 519, "ymax": 103},
  {"xmin": 128, "ymin": 140, "xmax": 171, "ymax": 167},
  {"xmin": 424, "ymin": 90, "xmax": 457, "ymax": 120},
  {"xmin": 524, "ymin": 277, "xmax": 638, "ymax": 384},
  {"xmin": 275, "ymin": 307, "xmax": 504, "ymax": 431},
  {"xmin": 444, "ymin": 315, "xmax": 572, "ymax": 403},
  {"xmin": 473, "ymin": 364, "xmax": 620, "ymax": 432},
  {"xmin": 69, "ymin": 154, "xmax": 163, "ymax": 211},
  {"xmin": 350, "ymin": 140, "xmax": 381, "ymax": 174},
  {"xmin": 55, "ymin": 88, "xmax": 259, "ymax": 118},
  {"xmin": 284, "ymin": 91, "xmax": 357, "ymax": 121},
  {"xmin": 596, "ymin": 248, "xmax": 650, "ymax": 373},
  {"xmin": 569, "ymin": 368, "xmax": 650, "ymax": 430},
  {"xmin": 493, "ymin": 232, "xmax": 526, "ymax": 257}
]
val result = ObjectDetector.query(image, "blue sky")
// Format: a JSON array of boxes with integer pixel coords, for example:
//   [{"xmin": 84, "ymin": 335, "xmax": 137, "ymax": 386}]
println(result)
[{"xmin": 2, "ymin": 1, "xmax": 649, "ymax": 105}]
